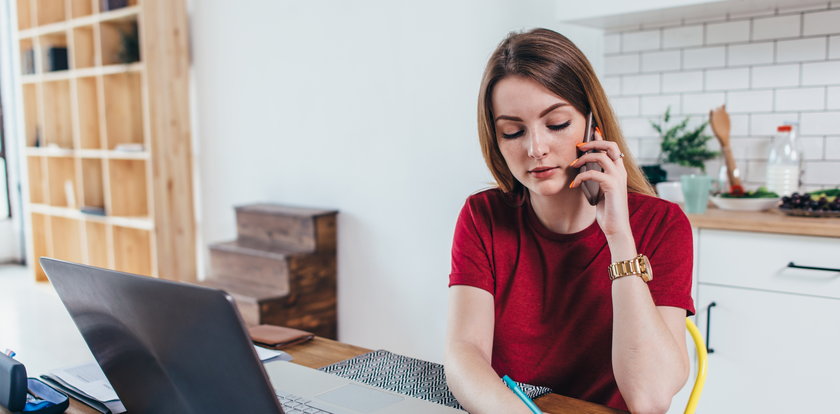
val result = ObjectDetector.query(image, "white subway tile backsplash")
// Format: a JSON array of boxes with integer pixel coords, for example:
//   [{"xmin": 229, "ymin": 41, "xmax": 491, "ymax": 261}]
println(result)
[
  {"xmin": 801, "ymin": 111, "xmax": 840, "ymax": 135},
  {"xmin": 728, "ymin": 42, "xmax": 774, "ymax": 66},
  {"xmin": 777, "ymin": 37, "xmax": 827, "ymax": 62},
  {"xmin": 682, "ymin": 92, "xmax": 726, "ymax": 115},
  {"xmin": 730, "ymin": 137, "xmax": 771, "ymax": 160},
  {"xmin": 751, "ymin": 64, "xmax": 800, "ymax": 88},
  {"xmin": 705, "ymin": 68, "xmax": 750, "ymax": 90},
  {"xmin": 623, "ymin": 30, "xmax": 661, "ymax": 52},
  {"xmin": 803, "ymin": 162, "xmax": 840, "ymax": 185},
  {"xmin": 640, "ymin": 95, "xmax": 681, "ymax": 116},
  {"xmin": 608, "ymin": 7, "xmax": 840, "ymax": 186},
  {"xmin": 683, "ymin": 46, "xmax": 726, "ymax": 69},
  {"xmin": 662, "ymin": 71, "xmax": 703, "ymax": 93},
  {"xmin": 828, "ymin": 86, "xmax": 840, "ymax": 109},
  {"xmin": 800, "ymin": 136, "xmax": 826, "ymax": 160},
  {"xmin": 727, "ymin": 90, "xmax": 774, "ymax": 113},
  {"xmin": 830, "ymin": 35, "xmax": 840, "ymax": 59},
  {"xmin": 605, "ymin": 34, "xmax": 621, "ymax": 54},
  {"xmin": 705, "ymin": 20, "xmax": 750, "ymax": 45},
  {"xmin": 602, "ymin": 76, "xmax": 622, "ymax": 96},
  {"xmin": 605, "ymin": 54, "xmax": 640, "ymax": 75},
  {"xmin": 775, "ymin": 87, "xmax": 826, "ymax": 111},
  {"xmin": 802, "ymin": 61, "xmax": 840, "ymax": 85},
  {"xmin": 730, "ymin": 114, "xmax": 750, "ymax": 136},
  {"xmin": 621, "ymin": 74, "xmax": 661, "ymax": 95},
  {"xmin": 641, "ymin": 50, "xmax": 681, "ymax": 72},
  {"xmin": 745, "ymin": 160, "xmax": 767, "ymax": 184},
  {"xmin": 750, "ymin": 113, "xmax": 799, "ymax": 135},
  {"xmin": 752, "ymin": 14, "xmax": 801, "ymax": 40},
  {"xmin": 638, "ymin": 137, "xmax": 662, "ymax": 158},
  {"xmin": 663, "ymin": 25, "xmax": 703, "ymax": 49},
  {"xmin": 621, "ymin": 117, "xmax": 658, "ymax": 138},
  {"xmin": 612, "ymin": 96, "xmax": 641, "ymax": 116},
  {"xmin": 803, "ymin": 9, "xmax": 840, "ymax": 36},
  {"xmin": 825, "ymin": 136, "xmax": 840, "ymax": 159}
]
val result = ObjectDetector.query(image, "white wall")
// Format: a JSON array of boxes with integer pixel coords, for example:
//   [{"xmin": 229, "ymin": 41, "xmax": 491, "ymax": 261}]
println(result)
[{"xmin": 190, "ymin": 0, "xmax": 602, "ymax": 361}]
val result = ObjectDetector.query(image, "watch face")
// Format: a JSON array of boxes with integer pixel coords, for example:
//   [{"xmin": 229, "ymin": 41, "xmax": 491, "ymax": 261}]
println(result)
[{"xmin": 641, "ymin": 255, "xmax": 652, "ymax": 282}]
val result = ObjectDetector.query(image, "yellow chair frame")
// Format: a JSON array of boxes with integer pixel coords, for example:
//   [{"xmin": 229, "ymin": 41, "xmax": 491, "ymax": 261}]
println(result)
[{"xmin": 684, "ymin": 318, "xmax": 708, "ymax": 414}]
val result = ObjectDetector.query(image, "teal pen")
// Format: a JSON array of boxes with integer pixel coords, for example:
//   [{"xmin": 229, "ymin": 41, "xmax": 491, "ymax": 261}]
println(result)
[{"xmin": 502, "ymin": 375, "xmax": 542, "ymax": 414}]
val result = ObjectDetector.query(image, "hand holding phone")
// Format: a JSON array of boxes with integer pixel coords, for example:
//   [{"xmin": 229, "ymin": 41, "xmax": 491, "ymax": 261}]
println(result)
[{"xmin": 577, "ymin": 112, "xmax": 604, "ymax": 206}]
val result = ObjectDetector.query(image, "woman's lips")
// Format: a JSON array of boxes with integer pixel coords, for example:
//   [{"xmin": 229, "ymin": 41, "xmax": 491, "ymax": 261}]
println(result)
[{"xmin": 528, "ymin": 166, "xmax": 558, "ymax": 178}]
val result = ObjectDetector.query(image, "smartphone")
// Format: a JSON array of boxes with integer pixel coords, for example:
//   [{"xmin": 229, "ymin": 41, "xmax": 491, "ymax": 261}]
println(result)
[{"xmin": 577, "ymin": 112, "xmax": 603, "ymax": 206}]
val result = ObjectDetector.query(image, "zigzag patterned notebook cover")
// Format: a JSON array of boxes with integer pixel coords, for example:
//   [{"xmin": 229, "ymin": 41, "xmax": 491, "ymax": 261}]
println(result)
[{"xmin": 319, "ymin": 349, "xmax": 552, "ymax": 410}]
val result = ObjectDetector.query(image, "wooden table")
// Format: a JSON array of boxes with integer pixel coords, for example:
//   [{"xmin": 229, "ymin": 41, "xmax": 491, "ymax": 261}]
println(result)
[
  {"xmin": 24, "ymin": 337, "xmax": 623, "ymax": 414},
  {"xmin": 687, "ymin": 206, "xmax": 840, "ymax": 237}
]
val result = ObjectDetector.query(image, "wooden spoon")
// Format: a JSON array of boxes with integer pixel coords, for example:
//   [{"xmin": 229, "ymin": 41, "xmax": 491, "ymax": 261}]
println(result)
[{"xmin": 709, "ymin": 105, "xmax": 743, "ymax": 194}]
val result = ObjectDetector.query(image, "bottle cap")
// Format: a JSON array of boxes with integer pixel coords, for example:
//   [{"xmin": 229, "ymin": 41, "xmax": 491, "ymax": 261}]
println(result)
[{"xmin": 777, "ymin": 125, "xmax": 792, "ymax": 132}]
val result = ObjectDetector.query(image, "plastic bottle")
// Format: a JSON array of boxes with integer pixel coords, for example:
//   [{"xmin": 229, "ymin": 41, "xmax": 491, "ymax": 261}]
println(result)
[{"xmin": 765, "ymin": 124, "xmax": 802, "ymax": 196}]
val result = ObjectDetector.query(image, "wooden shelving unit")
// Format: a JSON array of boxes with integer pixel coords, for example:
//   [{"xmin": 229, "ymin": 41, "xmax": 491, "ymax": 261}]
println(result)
[{"xmin": 15, "ymin": 0, "xmax": 195, "ymax": 282}]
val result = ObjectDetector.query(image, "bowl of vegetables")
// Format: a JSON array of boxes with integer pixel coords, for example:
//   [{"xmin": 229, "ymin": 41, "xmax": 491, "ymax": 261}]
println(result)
[
  {"xmin": 779, "ymin": 189, "xmax": 840, "ymax": 217},
  {"xmin": 711, "ymin": 187, "xmax": 780, "ymax": 211}
]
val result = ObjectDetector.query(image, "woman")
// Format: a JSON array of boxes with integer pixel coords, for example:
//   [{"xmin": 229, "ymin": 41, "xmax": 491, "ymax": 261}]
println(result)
[{"xmin": 444, "ymin": 28, "xmax": 694, "ymax": 414}]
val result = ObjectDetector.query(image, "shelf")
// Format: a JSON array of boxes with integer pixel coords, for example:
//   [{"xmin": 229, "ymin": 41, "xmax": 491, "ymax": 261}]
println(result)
[
  {"xmin": 22, "ymin": 84, "xmax": 40, "ymax": 146},
  {"xmin": 81, "ymin": 158, "xmax": 104, "ymax": 210},
  {"xmin": 17, "ymin": 0, "xmax": 34, "ymax": 31},
  {"xmin": 19, "ymin": 5, "xmax": 140, "ymax": 39},
  {"xmin": 99, "ymin": 17, "xmax": 140, "ymax": 66},
  {"xmin": 50, "ymin": 216, "xmax": 84, "ymax": 264},
  {"xmin": 85, "ymin": 221, "xmax": 109, "ymax": 267},
  {"xmin": 45, "ymin": 157, "xmax": 78, "ymax": 208},
  {"xmin": 75, "ymin": 76, "xmax": 101, "ymax": 148},
  {"xmin": 107, "ymin": 159, "xmax": 147, "ymax": 217},
  {"xmin": 37, "ymin": 0, "xmax": 67, "ymax": 27},
  {"xmin": 103, "ymin": 72, "xmax": 143, "ymax": 149},
  {"xmin": 39, "ymin": 32, "xmax": 69, "ymax": 73},
  {"xmin": 113, "ymin": 225, "xmax": 151, "ymax": 276},
  {"xmin": 19, "ymin": 38, "xmax": 35, "ymax": 75},
  {"xmin": 26, "ymin": 156, "xmax": 46, "ymax": 204},
  {"xmin": 71, "ymin": 0, "xmax": 94, "ymax": 18},
  {"xmin": 71, "ymin": 25, "xmax": 95, "ymax": 69},
  {"xmin": 26, "ymin": 147, "xmax": 149, "ymax": 159},
  {"xmin": 42, "ymin": 80, "xmax": 73, "ymax": 148},
  {"xmin": 28, "ymin": 203, "xmax": 153, "ymax": 230},
  {"xmin": 30, "ymin": 213, "xmax": 49, "ymax": 281},
  {"xmin": 21, "ymin": 62, "xmax": 143, "ymax": 84}
]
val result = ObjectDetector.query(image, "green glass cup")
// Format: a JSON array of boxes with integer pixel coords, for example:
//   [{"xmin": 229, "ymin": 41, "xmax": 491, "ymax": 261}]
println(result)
[{"xmin": 680, "ymin": 174, "xmax": 712, "ymax": 214}]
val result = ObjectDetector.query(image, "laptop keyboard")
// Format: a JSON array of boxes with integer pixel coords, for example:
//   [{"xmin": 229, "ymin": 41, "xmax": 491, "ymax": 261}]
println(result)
[{"xmin": 277, "ymin": 390, "xmax": 336, "ymax": 414}]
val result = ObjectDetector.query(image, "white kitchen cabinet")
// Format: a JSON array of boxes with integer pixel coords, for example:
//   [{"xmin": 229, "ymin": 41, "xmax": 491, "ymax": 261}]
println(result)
[{"xmin": 694, "ymin": 229, "xmax": 840, "ymax": 413}]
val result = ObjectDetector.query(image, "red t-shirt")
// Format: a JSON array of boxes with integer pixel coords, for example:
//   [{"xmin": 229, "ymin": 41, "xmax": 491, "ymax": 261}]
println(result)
[{"xmin": 449, "ymin": 188, "xmax": 695, "ymax": 411}]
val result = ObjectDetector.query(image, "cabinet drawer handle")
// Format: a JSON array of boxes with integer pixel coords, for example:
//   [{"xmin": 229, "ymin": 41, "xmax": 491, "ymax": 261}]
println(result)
[
  {"xmin": 787, "ymin": 262, "xmax": 840, "ymax": 273},
  {"xmin": 706, "ymin": 302, "xmax": 716, "ymax": 354}
]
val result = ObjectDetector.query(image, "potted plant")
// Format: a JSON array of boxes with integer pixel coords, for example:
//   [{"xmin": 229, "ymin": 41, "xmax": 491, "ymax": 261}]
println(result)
[
  {"xmin": 651, "ymin": 107, "xmax": 718, "ymax": 176},
  {"xmin": 648, "ymin": 107, "xmax": 719, "ymax": 211}
]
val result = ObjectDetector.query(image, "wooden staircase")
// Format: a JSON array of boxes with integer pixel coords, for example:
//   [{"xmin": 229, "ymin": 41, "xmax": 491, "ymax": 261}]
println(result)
[{"xmin": 200, "ymin": 204, "xmax": 338, "ymax": 339}]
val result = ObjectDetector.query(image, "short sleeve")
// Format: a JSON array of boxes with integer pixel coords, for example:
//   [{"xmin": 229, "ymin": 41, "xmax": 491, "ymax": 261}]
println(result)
[
  {"xmin": 449, "ymin": 198, "xmax": 495, "ymax": 295},
  {"xmin": 645, "ymin": 203, "xmax": 696, "ymax": 316}
]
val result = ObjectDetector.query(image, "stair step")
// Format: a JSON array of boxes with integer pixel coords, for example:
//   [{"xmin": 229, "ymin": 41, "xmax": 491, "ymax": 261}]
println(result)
[
  {"xmin": 235, "ymin": 203, "xmax": 337, "ymax": 252},
  {"xmin": 197, "ymin": 278, "xmax": 287, "ymax": 326},
  {"xmin": 208, "ymin": 241, "xmax": 291, "ymax": 291}
]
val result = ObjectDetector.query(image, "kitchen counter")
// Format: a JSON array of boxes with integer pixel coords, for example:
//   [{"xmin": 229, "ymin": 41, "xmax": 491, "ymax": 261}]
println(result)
[{"xmin": 686, "ymin": 207, "xmax": 840, "ymax": 238}]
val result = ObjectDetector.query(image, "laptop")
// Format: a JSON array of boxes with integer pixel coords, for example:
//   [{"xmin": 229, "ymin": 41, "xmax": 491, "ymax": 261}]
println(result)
[{"xmin": 40, "ymin": 258, "xmax": 462, "ymax": 414}]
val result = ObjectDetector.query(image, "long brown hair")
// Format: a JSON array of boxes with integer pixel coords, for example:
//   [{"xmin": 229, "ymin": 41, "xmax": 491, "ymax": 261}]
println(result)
[{"xmin": 478, "ymin": 28, "xmax": 655, "ymax": 196}]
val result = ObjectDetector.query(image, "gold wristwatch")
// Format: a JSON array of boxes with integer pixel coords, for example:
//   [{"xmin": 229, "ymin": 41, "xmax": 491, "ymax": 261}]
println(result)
[{"xmin": 608, "ymin": 254, "xmax": 653, "ymax": 282}]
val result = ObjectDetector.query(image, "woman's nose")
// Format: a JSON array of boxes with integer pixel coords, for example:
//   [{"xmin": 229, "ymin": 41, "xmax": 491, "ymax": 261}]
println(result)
[{"xmin": 527, "ymin": 131, "xmax": 549, "ymax": 159}]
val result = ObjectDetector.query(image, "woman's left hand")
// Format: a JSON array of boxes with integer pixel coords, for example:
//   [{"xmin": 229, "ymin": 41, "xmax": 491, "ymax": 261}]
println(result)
[{"xmin": 569, "ymin": 128, "xmax": 632, "ymax": 239}]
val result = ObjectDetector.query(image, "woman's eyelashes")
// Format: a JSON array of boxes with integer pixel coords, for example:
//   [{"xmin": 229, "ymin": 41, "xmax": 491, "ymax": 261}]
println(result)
[{"xmin": 500, "ymin": 120, "xmax": 571, "ymax": 139}]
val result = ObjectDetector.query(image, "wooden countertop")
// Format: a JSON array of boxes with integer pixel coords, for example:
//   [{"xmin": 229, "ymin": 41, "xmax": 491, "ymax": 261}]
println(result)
[{"xmin": 687, "ymin": 207, "xmax": 840, "ymax": 238}]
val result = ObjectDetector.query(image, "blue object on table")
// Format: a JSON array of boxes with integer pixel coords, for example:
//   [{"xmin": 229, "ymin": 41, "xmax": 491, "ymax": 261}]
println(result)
[{"xmin": 502, "ymin": 375, "xmax": 543, "ymax": 414}]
